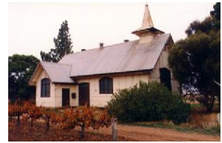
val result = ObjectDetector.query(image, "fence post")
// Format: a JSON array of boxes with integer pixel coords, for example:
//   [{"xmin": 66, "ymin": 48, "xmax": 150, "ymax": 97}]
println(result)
[
  {"xmin": 111, "ymin": 118, "xmax": 118, "ymax": 141},
  {"xmin": 217, "ymin": 113, "xmax": 220, "ymax": 125}
]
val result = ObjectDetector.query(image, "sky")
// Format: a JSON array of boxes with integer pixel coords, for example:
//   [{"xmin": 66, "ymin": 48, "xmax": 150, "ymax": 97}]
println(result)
[{"xmin": 8, "ymin": 2, "xmax": 215, "ymax": 59}]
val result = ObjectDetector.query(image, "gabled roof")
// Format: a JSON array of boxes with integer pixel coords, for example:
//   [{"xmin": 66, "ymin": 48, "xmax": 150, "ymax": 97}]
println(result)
[
  {"xmin": 59, "ymin": 33, "xmax": 171, "ymax": 78},
  {"xmin": 29, "ymin": 61, "xmax": 74, "ymax": 85},
  {"xmin": 40, "ymin": 61, "xmax": 73, "ymax": 83},
  {"xmin": 29, "ymin": 33, "xmax": 171, "ymax": 85}
]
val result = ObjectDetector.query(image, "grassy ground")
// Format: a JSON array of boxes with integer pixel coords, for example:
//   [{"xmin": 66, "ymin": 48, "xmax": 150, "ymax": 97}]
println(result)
[
  {"xmin": 130, "ymin": 122, "xmax": 220, "ymax": 136},
  {"xmin": 129, "ymin": 103, "xmax": 220, "ymax": 136}
]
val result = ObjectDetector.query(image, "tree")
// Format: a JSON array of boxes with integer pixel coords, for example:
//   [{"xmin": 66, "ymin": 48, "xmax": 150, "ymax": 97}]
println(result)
[
  {"xmin": 185, "ymin": 2, "xmax": 220, "ymax": 37},
  {"xmin": 211, "ymin": 2, "xmax": 220, "ymax": 21},
  {"xmin": 8, "ymin": 54, "xmax": 39, "ymax": 102},
  {"xmin": 40, "ymin": 20, "xmax": 73, "ymax": 62},
  {"xmin": 168, "ymin": 3, "xmax": 220, "ymax": 112}
]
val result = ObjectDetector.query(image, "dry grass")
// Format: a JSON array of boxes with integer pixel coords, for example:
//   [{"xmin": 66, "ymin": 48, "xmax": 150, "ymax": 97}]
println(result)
[
  {"xmin": 131, "ymin": 103, "xmax": 220, "ymax": 136},
  {"xmin": 189, "ymin": 102, "xmax": 220, "ymax": 129},
  {"xmin": 189, "ymin": 113, "xmax": 219, "ymax": 128}
]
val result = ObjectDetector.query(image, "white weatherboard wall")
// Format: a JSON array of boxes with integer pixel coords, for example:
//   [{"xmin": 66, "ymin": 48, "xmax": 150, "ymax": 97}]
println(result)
[
  {"xmin": 54, "ymin": 84, "xmax": 78, "ymax": 107},
  {"xmin": 78, "ymin": 74, "xmax": 149, "ymax": 107},
  {"xmin": 150, "ymin": 46, "xmax": 180, "ymax": 94},
  {"xmin": 36, "ymin": 70, "xmax": 56, "ymax": 107},
  {"xmin": 36, "ymin": 70, "xmax": 78, "ymax": 107}
]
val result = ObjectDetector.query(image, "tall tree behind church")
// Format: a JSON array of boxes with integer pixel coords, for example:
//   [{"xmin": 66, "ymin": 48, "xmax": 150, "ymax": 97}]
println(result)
[
  {"xmin": 40, "ymin": 20, "xmax": 73, "ymax": 62},
  {"xmin": 168, "ymin": 3, "xmax": 220, "ymax": 112}
]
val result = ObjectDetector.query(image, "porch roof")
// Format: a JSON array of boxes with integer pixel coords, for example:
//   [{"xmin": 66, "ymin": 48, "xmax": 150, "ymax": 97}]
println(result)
[{"xmin": 29, "ymin": 61, "xmax": 74, "ymax": 85}]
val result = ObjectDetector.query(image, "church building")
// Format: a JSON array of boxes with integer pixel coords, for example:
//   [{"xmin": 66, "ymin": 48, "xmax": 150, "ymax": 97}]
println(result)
[{"xmin": 29, "ymin": 4, "xmax": 180, "ymax": 107}]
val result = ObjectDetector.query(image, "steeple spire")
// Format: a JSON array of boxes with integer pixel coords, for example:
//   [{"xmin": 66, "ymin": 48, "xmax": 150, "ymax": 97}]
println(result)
[
  {"xmin": 132, "ymin": 3, "xmax": 164, "ymax": 44},
  {"xmin": 141, "ymin": 3, "xmax": 154, "ymax": 29}
]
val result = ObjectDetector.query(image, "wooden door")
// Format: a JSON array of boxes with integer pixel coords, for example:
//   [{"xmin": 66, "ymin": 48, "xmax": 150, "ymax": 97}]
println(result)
[
  {"xmin": 79, "ymin": 83, "xmax": 90, "ymax": 106},
  {"xmin": 62, "ymin": 88, "xmax": 70, "ymax": 107}
]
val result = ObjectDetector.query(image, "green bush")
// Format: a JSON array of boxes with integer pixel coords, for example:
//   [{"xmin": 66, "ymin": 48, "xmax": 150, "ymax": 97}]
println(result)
[{"xmin": 107, "ymin": 81, "xmax": 191, "ymax": 124}]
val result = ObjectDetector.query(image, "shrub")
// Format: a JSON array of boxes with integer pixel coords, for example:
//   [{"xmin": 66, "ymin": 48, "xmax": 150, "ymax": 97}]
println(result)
[
  {"xmin": 55, "ymin": 106, "xmax": 111, "ymax": 139},
  {"xmin": 8, "ymin": 99, "xmax": 26, "ymax": 126},
  {"xmin": 22, "ymin": 102, "xmax": 43, "ymax": 129},
  {"xmin": 165, "ymin": 96, "xmax": 191, "ymax": 124},
  {"xmin": 107, "ymin": 81, "xmax": 191, "ymax": 124},
  {"xmin": 41, "ymin": 108, "xmax": 58, "ymax": 132}
]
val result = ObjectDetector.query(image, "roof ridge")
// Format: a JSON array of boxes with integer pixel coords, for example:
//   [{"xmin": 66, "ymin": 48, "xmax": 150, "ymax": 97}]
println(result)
[
  {"xmin": 41, "ymin": 61, "xmax": 72, "ymax": 67},
  {"xmin": 62, "ymin": 39, "xmax": 139, "ymax": 57},
  {"xmin": 64, "ymin": 33, "xmax": 170, "ymax": 57},
  {"xmin": 60, "ymin": 33, "xmax": 170, "ymax": 56}
]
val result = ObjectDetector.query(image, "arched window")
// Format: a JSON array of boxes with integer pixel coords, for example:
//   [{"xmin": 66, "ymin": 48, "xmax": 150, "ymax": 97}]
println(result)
[
  {"xmin": 160, "ymin": 68, "xmax": 172, "ymax": 91},
  {"xmin": 41, "ymin": 78, "xmax": 50, "ymax": 97},
  {"xmin": 99, "ymin": 77, "xmax": 113, "ymax": 94}
]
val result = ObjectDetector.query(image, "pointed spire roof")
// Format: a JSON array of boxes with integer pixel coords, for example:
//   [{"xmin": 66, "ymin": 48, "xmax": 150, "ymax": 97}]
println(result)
[
  {"xmin": 141, "ymin": 3, "xmax": 154, "ymax": 29},
  {"xmin": 132, "ymin": 4, "xmax": 164, "ymax": 36}
]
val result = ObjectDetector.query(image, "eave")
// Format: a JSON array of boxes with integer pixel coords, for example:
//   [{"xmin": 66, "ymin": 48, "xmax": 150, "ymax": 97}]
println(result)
[
  {"xmin": 70, "ymin": 69, "xmax": 153, "ymax": 80},
  {"xmin": 132, "ymin": 27, "xmax": 164, "ymax": 36}
]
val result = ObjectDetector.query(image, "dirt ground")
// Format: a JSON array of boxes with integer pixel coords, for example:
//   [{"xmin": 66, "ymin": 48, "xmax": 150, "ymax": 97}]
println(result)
[
  {"xmin": 9, "ymin": 118, "xmax": 220, "ymax": 141},
  {"xmin": 8, "ymin": 119, "xmax": 129, "ymax": 141},
  {"xmin": 89, "ymin": 124, "xmax": 220, "ymax": 141}
]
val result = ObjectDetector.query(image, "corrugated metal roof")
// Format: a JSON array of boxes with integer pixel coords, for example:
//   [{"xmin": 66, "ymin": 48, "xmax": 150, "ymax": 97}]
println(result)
[
  {"xmin": 40, "ymin": 61, "xmax": 74, "ymax": 83},
  {"xmin": 58, "ymin": 33, "xmax": 170, "ymax": 78}
]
